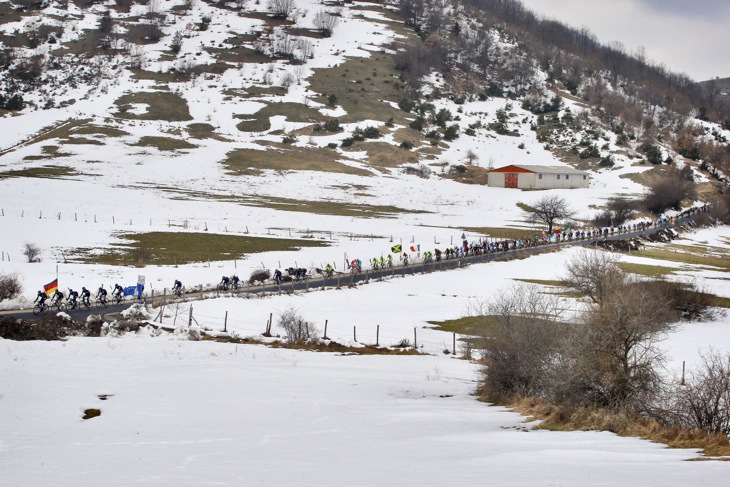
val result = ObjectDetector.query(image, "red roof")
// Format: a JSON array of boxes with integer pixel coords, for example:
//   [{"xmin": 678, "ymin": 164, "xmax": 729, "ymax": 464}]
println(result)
[{"xmin": 488, "ymin": 165, "xmax": 535, "ymax": 174}]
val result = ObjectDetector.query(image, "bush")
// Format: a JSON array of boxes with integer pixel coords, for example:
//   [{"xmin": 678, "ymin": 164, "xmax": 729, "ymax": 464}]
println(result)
[
  {"xmin": 249, "ymin": 269, "xmax": 271, "ymax": 284},
  {"xmin": 409, "ymin": 117, "xmax": 424, "ymax": 131},
  {"xmin": 323, "ymin": 118, "xmax": 341, "ymax": 132},
  {"xmin": 23, "ymin": 242, "xmax": 40, "ymax": 263},
  {"xmin": 664, "ymin": 350, "xmax": 730, "ymax": 435},
  {"xmin": 444, "ymin": 124, "xmax": 459, "ymax": 141},
  {"xmin": 400, "ymin": 140, "xmax": 414, "ymax": 150},
  {"xmin": 0, "ymin": 273, "xmax": 22, "ymax": 301},
  {"xmin": 277, "ymin": 306, "xmax": 320, "ymax": 344},
  {"xmin": 340, "ymin": 137, "xmax": 354, "ymax": 147}
]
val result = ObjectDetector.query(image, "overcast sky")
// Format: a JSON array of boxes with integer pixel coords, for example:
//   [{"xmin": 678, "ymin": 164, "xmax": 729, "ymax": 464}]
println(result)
[{"xmin": 520, "ymin": 0, "xmax": 730, "ymax": 81}]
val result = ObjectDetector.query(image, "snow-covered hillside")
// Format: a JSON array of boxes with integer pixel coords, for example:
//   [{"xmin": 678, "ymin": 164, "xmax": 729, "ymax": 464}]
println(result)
[{"xmin": 2, "ymin": 1, "xmax": 730, "ymax": 484}]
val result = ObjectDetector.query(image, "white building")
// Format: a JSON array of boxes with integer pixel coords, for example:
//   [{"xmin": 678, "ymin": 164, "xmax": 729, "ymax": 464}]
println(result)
[{"xmin": 487, "ymin": 164, "xmax": 590, "ymax": 189}]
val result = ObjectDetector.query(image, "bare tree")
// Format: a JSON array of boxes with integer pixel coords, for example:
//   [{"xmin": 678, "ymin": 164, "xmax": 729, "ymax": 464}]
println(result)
[
  {"xmin": 23, "ymin": 242, "xmax": 41, "ymax": 263},
  {"xmin": 564, "ymin": 250, "xmax": 625, "ymax": 306},
  {"xmin": 312, "ymin": 10, "xmax": 340, "ymax": 37},
  {"xmin": 268, "ymin": 0, "xmax": 296, "ymax": 20},
  {"xmin": 475, "ymin": 284, "xmax": 566, "ymax": 402},
  {"xmin": 667, "ymin": 350, "xmax": 730, "ymax": 435},
  {"xmin": 573, "ymin": 277, "xmax": 678, "ymax": 410},
  {"xmin": 526, "ymin": 195, "xmax": 574, "ymax": 233},
  {"xmin": 297, "ymin": 38, "xmax": 313, "ymax": 62},
  {"xmin": 277, "ymin": 306, "xmax": 320, "ymax": 344},
  {"xmin": 643, "ymin": 167, "xmax": 697, "ymax": 214},
  {"xmin": 0, "ymin": 272, "xmax": 22, "ymax": 301}
]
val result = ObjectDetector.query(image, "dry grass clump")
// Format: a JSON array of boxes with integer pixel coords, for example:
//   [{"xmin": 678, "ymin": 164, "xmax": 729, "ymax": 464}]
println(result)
[{"xmin": 510, "ymin": 396, "xmax": 730, "ymax": 458}]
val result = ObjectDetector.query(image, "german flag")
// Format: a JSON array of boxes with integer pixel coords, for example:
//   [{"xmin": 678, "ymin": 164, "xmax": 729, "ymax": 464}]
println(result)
[
  {"xmin": 390, "ymin": 244, "xmax": 402, "ymax": 253},
  {"xmin": 44, "ymin": 279, "xmax": 58, "ymax": 297}
]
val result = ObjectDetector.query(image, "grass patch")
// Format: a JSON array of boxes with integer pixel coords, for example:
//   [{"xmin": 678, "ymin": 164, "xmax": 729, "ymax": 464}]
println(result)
[
  {"xmin": 461, "ymin": 226, "xmax": 541, "ymax": 240},
  {"xmin": 516, "ymin": 201, "xmax": 537, "ymax": 213},
  {"xmin": 58, "ymin": 136, "xmax": 104, "ymax": 145},
  {"xmin": 511, "ymin": 396, "xmax": 730, "ymax": 458},
  {"xmin": 70, "ymin": 125, "xmax": 130, "ymax": 137},
  {"xmin": 345, "ymin": 141, "xmax": 418, "ymax": 169},
  {"xmin": 186, "ymin": 123, "xmax": 231, "ymax": 141},
  {"xmin": 146, "ymin": 184, "xmax": 425, "ymax": 218},
  {"xmin": 308, "ymin": 53, "xmax": 411, "ymax": 124},
  {"xmin": 633, "ymin": 248, "xmax": 730, "ymax": 271},
  {"xmin": 235, "ymin": 102, "xmax": 322, "ymax": 132},
  {"xmin": 0, "ymin": 165, "xmax": 78, "ymax": 180},
  {"xmin": 23, "ymin": 145, "xmax": 73, "ymax": 161},
  {"xmin": 428, "ymin": 315, "xmax": 499, "ymax": 336},
  {"xmin": 132, "ymin": 136, "xmax": 198, "ymax": 151},
  {"xmin": 114, "ymin": 92, "xmax": 192, "ymax": 122},
  {"xmin": 205, "ymin": 46, "xmax": 273, "ymax": 64},
  {"xmin": 129, "ymin": 68, "xmax": 190, "ymax": 83},
  {"xmin": 224, "ymin": 86, "xmax": 288, "ymax": 99},
  {"xmin": 259, "ymin": 196, "xmax": 427, "ymax": 218},
  {"xmin": 79, "ymin": 232, "xmax": 329, "ymax": 266},
  {"xmin": 440, "ymin": 164, "xmax": 490, "ymax": 185},
  {"xmin": 223, "ymin": 145, "xmax": 371, "ymax": 176},
  {"xmin": 617, "ymin": 262, "xmax": 677, "ymax": 277}
]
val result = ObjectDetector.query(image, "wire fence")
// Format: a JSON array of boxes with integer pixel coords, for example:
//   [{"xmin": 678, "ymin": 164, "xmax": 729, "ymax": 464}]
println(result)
[{"xmin": 151, "ymin": 301, "xmax": 462, "ymax": 355}]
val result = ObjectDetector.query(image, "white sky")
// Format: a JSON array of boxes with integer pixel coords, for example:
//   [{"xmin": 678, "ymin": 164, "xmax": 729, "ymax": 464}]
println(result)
[{"xmin": 521, "ymin": 0, "xmax": 730, "ymax": 81}]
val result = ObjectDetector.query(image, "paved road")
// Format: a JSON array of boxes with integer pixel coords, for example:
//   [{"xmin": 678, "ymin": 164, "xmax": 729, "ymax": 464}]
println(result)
[{"xmin": 1, "ymin": 212, "xmax": 699, "ymax": 322}]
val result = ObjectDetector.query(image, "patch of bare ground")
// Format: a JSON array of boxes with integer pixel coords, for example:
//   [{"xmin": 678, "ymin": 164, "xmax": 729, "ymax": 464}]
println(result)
[
  {"xmin": 223, "ymin": 144, "xmax": 371, "ymax": 176},
  {"xmin": 440, "ymin": 164, "xmax": 489, "ymax": 185},
  {"xmin": 204, "ymin": 335, "xmax": 422, "ymax": 355}
]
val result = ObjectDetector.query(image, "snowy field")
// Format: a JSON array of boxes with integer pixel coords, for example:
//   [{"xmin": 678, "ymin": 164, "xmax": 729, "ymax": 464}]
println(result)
[{"xmin": 3, "ymin": 231, "xmax": 730, "ymax": 485}]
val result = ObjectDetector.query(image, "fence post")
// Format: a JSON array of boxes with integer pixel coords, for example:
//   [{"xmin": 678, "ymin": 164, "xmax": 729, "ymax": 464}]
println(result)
[
  {"xmin": 413, "ymin": 327, "xmax": 417, "ymax": 349},
  {"xmin": 376, "ymin": 325, "xmax": 379, "ymax": 346},
  {"xmin": 681, "ymin": 361, "xmax": 686, "ymax": 386},
  {"xmin": 323, "ymin": 319, "xmax": 328, "ymax": 340},
  {"xmin": 353, "ymin": 325, "xmax": 357, "ymax": 342},
  {"xmin": 188, "ymin": 306, "xmax": 193, "ymax": 328},
  {"xmin": 453, "ymin": 332, "xmax": 456, "ymax": 355},
  {"xmin": 224, "ymin": 311, "xmax": 228, "ymax": 333}
]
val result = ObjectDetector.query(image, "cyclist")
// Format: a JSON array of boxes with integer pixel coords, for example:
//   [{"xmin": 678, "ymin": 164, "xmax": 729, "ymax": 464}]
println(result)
[
  {"xmin": 97, "ymin": 286, "xmax": 108, "ymax": 305},
  {"xmin": 402, "ymin": 253, "xmax": 409, "ymax": 266},
  {"xmin": 172, "ymin": 280, "xmax": 183, "ymax": 296},
  {"xmin": 80, "ymin": 287, "xmax": 91, "ymax": 307},
  {"xmin": 231, "ymin": 275, "xmax": 240, "ymax": 289},
  {"xmin": 387, "ymin": 254, "xmax": 393, "ymax": 268},
  {"xmin": 371, "ymin": 258, "xmax": 379, "ymax": 270},
  {"xmin": 52, "ymin": 289, "xmax": 64, "ymax": 307},
  {"xmin": 34, "ymin": 290, "xmax": 48, "ymax": 308},
  {"xmin": 113, "ymin": 283, "xmax": 124, "ymax": 301},
  {"xmin": 379, "ymin": 256, "xmax": 385, "ymax": 269},
  {"xmin": 220, "ymin": 276, "xmax": 230, "ymax": 290},
  {"xmin": 67, "ymin": 288, "xmax": 79, "ymax": 309},
  {"xmin": 273, "ymin": 269, "xmax": 283, "ymax": 285},
  {"xmin": 325, "ymin": 263, "xmax": 334, "ymax": 278}
]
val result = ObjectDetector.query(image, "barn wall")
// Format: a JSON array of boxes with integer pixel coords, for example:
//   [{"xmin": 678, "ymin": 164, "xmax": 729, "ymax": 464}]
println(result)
[{"xmin": 488, "ymin": 172, "xmax": 506, "ymax": 187}]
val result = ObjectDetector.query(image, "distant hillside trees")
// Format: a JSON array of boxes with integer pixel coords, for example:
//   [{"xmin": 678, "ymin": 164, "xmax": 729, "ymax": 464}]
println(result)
[
  {"xmin": 268, "ymin": 0, "xmax": 296, "ymax": 20},
  {"xmin": 313, "ymin": 10, "xmax": 340, "ymax": 37}
]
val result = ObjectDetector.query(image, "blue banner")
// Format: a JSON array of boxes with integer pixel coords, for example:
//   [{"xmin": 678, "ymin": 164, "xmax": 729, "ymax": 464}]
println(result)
[{"xmin": 123, "ymin": 286, "xmax": 137, "ymax": 296}]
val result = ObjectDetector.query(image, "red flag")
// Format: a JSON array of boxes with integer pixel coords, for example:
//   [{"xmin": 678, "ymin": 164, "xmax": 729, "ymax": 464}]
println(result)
[{"xmin": 410, "ymin": 246, "xmax": 416, "ymax": 252}]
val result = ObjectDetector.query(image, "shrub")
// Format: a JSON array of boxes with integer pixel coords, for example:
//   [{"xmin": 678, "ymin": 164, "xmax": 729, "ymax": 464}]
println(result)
[
  {"xmin": 409, "ymin": 117, "xmax": 424, "ymax": 131},
  {"xmin": 0, "ymin": 273, "xmax": 22, "ymax": 302},
  {"xmin": 444, "ymin": 124, "xmax": 459, "ymax": 141},
  {"xmin": 23, "ymin": 242, "xmax": 41, "ymax": 263},
  {"xmin": 400, "ymin": 140, "xmax": 414, "ymax": 150},
  {"xmin": 249, "ymin": 269, "xmax": 271, "ymax": 284},
  {"xmin": 341, "ymin": 137, "xmax": 354, "ymax": 147},
  {"xmin": 277, "ymin": 306, "xmax": 320, "ymax": 344},
  {"xmin": 323, "ymin": 118, "xmax": 341, "ymax": 132},
  {"xmin": 664, "ymin": 350, "xmax": 730, "ymax": 435}
]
